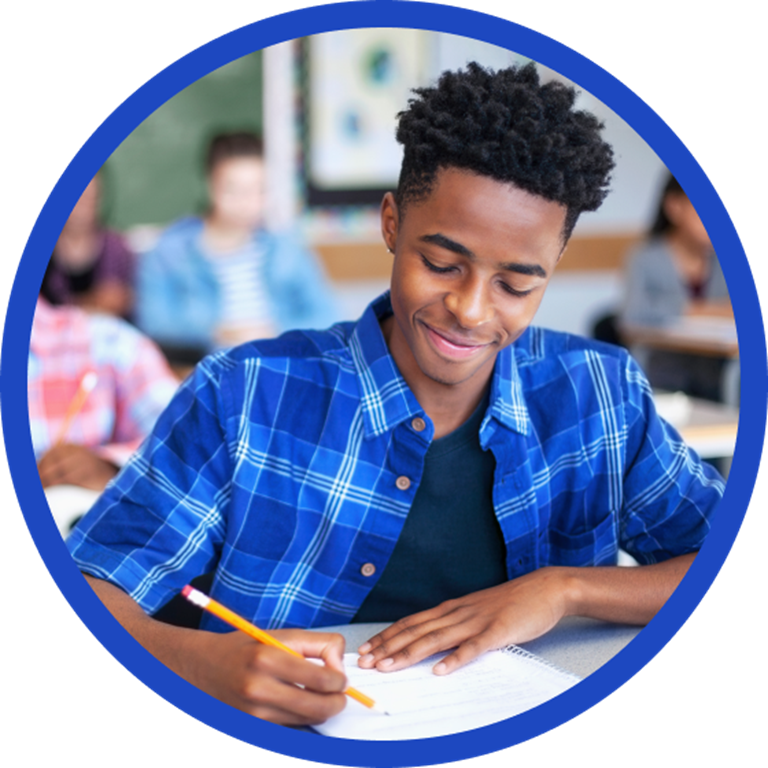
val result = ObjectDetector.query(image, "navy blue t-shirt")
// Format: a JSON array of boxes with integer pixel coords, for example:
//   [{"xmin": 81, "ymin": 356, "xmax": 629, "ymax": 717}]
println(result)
[{"xmin": 353, "ymin": 393, "xmax": 507, "ymax": 623}]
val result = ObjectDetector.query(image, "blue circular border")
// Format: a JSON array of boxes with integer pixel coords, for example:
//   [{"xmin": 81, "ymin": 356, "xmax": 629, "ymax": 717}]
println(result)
[{"xmin": 3, "ymin": 2, "xmax": 765, "ymax": 765}]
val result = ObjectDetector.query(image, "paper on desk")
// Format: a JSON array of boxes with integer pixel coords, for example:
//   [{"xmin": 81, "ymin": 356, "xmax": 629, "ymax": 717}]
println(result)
[
  {"xmin": 44, "ymin": 484, "xmax": 100, "ymax": 537},
  {"xmin": 314, "ymin": 648, "xmax": 580, "ymax": 740}
]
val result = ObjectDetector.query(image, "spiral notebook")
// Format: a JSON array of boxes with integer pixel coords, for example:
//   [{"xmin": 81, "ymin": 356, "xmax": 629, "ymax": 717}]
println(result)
[{"xmin": 313, "ymin": 646, "xmax": 580, "ymax": 740}]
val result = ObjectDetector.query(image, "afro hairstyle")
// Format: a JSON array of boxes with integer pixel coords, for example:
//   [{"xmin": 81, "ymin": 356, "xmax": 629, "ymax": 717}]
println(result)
[{"xmin": 394, "ymin": 61, "xmax": 615, "ymax": 242}]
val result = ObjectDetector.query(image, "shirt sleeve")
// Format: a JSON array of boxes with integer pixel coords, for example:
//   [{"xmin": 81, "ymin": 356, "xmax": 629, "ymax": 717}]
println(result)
[
  {"xmin": 135, "ymin": 223, "xmax": 218, "ymax": 349},
  {"xmin": 66, "ymin": 355, "xmax": 234, "ymax": 613},
  {"xmin": 266, "ymin": 232, "xmax": 343, "ymax": 332},
  {"xmin": 618, "ymin": 354, "xmax": 725, "ymax": 564}
]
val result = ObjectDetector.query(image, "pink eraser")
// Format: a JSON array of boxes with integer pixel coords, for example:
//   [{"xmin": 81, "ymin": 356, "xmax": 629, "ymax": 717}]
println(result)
[{"xmin": 181, "ymin": 585, "xmax": 193, "ymax": 599}]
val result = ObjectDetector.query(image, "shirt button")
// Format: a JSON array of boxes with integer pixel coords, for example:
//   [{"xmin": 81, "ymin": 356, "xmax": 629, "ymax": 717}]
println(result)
[
  {"xmin": 395, "ymin": 476, "xmax": 411, "ymax": 491},
  {"xmin": 411, "ymin": 417, "xmax": 426, "ymax": 432},
  {"xmin": 360, "ymin": 563, "xmax": 376, "ymax": 577}
]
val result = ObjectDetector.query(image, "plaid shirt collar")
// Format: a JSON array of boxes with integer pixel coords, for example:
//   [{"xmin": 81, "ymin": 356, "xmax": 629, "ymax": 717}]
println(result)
[{"xmin": 350, "ymin": 292, "xmax": 531, "ymax": 440}]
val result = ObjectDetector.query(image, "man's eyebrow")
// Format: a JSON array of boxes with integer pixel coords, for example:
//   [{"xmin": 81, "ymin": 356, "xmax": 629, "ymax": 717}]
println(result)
[
  {"xmin": 420, "ymin": 233, "xmax": 474, "ymax": 257},
  {"xmin": 420, "ymin": 232, "xmax": 548, "ymax": 278},
  {"xmin": 499, "ymin": 262, "xmax": 548, "ymax": 278}
]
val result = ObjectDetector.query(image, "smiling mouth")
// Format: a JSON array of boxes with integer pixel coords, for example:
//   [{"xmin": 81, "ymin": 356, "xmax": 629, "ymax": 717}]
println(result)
[{"xmin": 422, "ymin": 323, "xmax": 493, "ymax": 360}]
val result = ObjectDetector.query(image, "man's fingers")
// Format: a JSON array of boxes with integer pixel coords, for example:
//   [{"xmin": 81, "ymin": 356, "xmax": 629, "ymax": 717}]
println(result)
[
  {"xmin": 359, "ymin": 619, "xmax": 472, "ymax": 672},
  {"xmin": 282, "ymin": 630, "xmax": 346, "ymax": 673},
  {"xmin": 256, "ymin": 645, "xmax": 347, "ymax": 694},
  {"xmin": 358, "ymin": 607, "xmax": 449, "ymax": 655},
  {"xmin": 244, "ymin": 668, "xmax": 347, "ymax": 724},
  {"xmin": 431, "ymin": 633, "xmax": 500, "ymax": 676}
]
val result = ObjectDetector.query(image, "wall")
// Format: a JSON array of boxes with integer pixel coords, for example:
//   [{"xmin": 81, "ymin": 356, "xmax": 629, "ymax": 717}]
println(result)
[{"xmin": 102, "ymin": 52, "xmax": 263, "ymax": 230}]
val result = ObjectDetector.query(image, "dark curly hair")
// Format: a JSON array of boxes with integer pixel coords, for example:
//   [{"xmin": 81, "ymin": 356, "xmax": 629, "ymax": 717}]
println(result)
[{"xmin": 395, "ymin": 62, "xmax": 614, "ymax": 242}]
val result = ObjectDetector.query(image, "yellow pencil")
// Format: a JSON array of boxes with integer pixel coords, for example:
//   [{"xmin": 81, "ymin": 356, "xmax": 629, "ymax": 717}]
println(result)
[
  {"xmin": 181, "ymin": 585, "xmax": 387, "ymax": 714},
  {"xmin": 54, "ymin": 370, "xmax": 98, "ymax": 446}
]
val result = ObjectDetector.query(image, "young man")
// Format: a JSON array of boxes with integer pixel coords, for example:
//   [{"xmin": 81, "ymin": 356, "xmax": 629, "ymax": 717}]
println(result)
[{"xmin": 67, "ymin": 63, "xmax": 723, "ymax": 726}]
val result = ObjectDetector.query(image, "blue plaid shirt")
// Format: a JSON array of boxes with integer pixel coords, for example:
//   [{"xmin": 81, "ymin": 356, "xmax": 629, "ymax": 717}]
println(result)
[{"xmin": 67, "ymin": 293, "xmax": 723, "ymax": 631}]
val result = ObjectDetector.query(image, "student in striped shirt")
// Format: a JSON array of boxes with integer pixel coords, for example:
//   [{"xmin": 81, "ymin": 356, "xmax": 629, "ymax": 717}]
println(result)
[
  {"xmin": 136, "ymin": 132, "xmax": 339, "ymax": 357},
  {"xmin": 70, "ymin": 63, "xmax": 723, "ymax": 727}
]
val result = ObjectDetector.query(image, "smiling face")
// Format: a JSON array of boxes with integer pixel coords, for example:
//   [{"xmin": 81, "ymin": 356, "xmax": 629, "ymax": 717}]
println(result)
[{"xmin": 381, "ymin": 167, "xmax": 567, "ymax": 406}]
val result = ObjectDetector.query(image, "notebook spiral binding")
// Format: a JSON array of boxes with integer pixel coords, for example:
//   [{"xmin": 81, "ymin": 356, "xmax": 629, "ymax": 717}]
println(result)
[{"xmin": 501, "ymin": 644, "xmax": 582, "ymax": 684}]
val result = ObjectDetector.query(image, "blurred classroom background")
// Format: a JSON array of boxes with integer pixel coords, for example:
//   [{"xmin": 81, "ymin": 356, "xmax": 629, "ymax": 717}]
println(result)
[
  {"xmin": 35, "ymin": 31, "xmax": 739, "ymax": 527},
  {"xmin": 103, "ymin": 32, "xmax": 666, "ymax": 334}
]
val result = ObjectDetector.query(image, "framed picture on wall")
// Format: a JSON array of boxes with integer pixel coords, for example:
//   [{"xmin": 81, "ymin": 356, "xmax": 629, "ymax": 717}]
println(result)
[{"xmin": 300, "ymin": 29, "xmax": 430, "ymax": 206}]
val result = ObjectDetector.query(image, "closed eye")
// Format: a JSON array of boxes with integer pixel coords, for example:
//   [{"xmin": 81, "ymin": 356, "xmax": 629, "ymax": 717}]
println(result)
[
  {"xmin": 499, "ymin": 282, "xmax": 534, "ymax": 298},
  {"xmin": 422, "ymin": 253, "xmax": 535, "ymax": 297},
  {"xmin": 420, "ymin": 254, "xmax": 456, "ymax": 274}
]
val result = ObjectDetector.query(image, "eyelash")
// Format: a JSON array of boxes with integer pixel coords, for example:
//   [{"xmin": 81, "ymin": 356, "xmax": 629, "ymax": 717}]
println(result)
[
  {"xmin": 421, "ymin": 255, "xmax": 455, "ymax": 274},
  {"xmin": 420, "ymin": 254, "xmax": 533, "ymax": 297}
]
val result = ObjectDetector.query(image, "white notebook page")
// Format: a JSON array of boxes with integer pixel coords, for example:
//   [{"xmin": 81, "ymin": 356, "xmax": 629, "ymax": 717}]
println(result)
[{"xmin": 314, "ymin": 648, "xmax": 580, "ymax": 740}]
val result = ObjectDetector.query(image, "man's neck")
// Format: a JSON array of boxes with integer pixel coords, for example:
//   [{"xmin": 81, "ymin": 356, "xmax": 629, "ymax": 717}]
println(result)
[{"xmin": 380, "ymin": 315, "xmax": 494, "ymax": 439}]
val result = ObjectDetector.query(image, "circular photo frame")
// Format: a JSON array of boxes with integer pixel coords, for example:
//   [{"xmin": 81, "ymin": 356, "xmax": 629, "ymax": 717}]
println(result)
[{"xmin": 3, "ymin": 2, "xmax": 764, "ymax": 766}]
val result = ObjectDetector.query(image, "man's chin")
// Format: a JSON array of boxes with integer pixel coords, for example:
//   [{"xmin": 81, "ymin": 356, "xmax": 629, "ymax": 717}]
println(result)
[{"xmin": 417, "ymin": 356, "xmax": 494, "ymax": 389}]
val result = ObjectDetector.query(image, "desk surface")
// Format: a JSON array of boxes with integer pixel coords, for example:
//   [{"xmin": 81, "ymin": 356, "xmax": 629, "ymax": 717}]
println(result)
[
  {"xmin": 655, "ymin": 392, "xmax": 739, "ymax": 460},
  {"xmin": 622, "ymin": 316, "xmax": 738, "ymax": 358},
  {"xmin": 321, "ymin": 617, "xmax": 642, "ymax": 679}
]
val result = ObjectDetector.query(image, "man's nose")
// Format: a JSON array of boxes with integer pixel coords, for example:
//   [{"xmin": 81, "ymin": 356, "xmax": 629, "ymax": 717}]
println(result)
[{"xmin": 443, "ymin": 278, "xmax": 494, "ymax": 328}]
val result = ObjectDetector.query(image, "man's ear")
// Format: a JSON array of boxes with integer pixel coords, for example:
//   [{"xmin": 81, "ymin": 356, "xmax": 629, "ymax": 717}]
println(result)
[{"xmin": 380, "ymin": 192, "xmax": 399, "ymax": 253}]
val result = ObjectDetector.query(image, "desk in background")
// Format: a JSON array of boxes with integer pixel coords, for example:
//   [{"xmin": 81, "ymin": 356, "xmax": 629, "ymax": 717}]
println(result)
[
  {"xmin": 654, "ymin": 391, "xmax": 739, "ymax": 463},
  {"xmin": 623, "ymin": 316, "xmax": 739, "ymax": 407}
]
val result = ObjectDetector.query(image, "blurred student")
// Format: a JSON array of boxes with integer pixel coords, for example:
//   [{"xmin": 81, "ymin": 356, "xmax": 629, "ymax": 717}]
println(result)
[
  {"xmin": 30, "ymin": 297, "xmax": 179, "ymax": 491},
  {"xmin": 619, "ymin": 173, "xmax": 731, "ymax": 399},
  {"xmin": 621, "ymin": 173, "xmax": 730, "ymax": 328},
  {"xmin": 41, "ymin": 173, "xmax": 135, "ymax": 319},
  {"xmin": 136, "ymin": 132, "xmax": 339, "ymax": 356}
]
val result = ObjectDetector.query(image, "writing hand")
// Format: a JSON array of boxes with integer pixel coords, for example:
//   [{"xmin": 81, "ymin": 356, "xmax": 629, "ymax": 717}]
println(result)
[
  {"xmin": 86, "ymin": 575, "xmax": 348, "ymax": 726},
  {"xmin": 178, "ymin": 627, "xmax": 348, "ymax": 725},
  {"xmin": 38, "ymin": 443, "xmax": 118, "ymax": 490},
  {"xmin": 357, "ymin": 569, "xmax": 571, "ymax": 676}
]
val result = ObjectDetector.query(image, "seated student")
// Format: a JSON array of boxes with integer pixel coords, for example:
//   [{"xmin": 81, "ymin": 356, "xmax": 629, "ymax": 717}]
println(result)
[
  {"xmin": 135, "ymin": 131, "xmax": 339, "ymax": 358},
  {"xmin": 41, "ymin": 172, "xmax": 135, "ymax": 319},
  {"xmin": 619, "ymin": 173, "xmax": 732, "ymax": 399},
  {"xmin": 67, "ymin": 63, "xmax": 723, "ymax": 727},
  {"xmin": 30, "ymin": 297, "xmax": 179, "ymax": 490}
]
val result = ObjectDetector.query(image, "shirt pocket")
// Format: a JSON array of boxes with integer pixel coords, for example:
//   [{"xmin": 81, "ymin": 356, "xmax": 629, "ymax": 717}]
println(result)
[{"xmin": 546, "ymin": 511, "xmax": 618, "ymax": 567}]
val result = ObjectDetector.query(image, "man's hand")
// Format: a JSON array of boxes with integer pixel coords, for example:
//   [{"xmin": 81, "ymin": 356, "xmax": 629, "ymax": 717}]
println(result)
[
  {"xmin": 358, "ymin": 555, "xmax": 695, "ymax": 676},
  {"xmin": 176, "ymin": 626, "xmax": 348, "ymax": 725},
  {"xmin": 85, "ymin": 576, "xmax": 348, "ymax": 726},
  {"xmin": 38, "ymin": 443, "xmax": 118, "ymax": 490},
  {"xmin": 357, "ymin": 569, "xmax": 571, "ymax": 676}
]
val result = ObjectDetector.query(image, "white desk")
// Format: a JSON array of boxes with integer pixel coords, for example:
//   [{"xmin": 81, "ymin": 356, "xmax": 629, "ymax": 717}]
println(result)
[
  {"xmin": 654, "ymin": 391, "xmax": 739, "ymax": 463},
  {"xmin": 44, "ymin": 485, "xmax": 100, "ymax": 536}
]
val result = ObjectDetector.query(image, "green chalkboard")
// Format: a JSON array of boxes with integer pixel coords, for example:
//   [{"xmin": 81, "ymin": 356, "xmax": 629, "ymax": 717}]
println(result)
[{"xmin": 102, "ymin": 51, "xmax": 263, "ymax": 231}]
